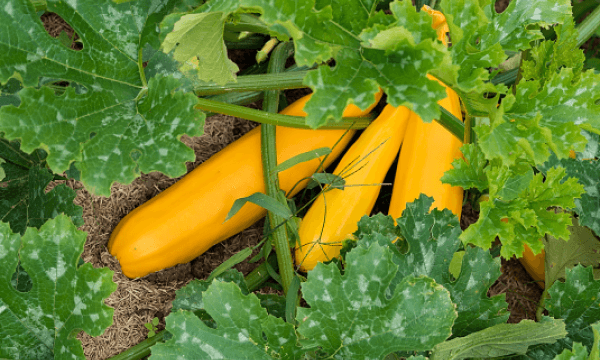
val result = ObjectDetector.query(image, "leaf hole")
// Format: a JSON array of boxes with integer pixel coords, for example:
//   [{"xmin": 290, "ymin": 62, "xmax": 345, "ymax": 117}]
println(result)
[
  {"xmin": 41, "ymin": 12, "xmax": 83, "ymax": 51},
  {"xmin": 89, "ymin": 132, "xmax": 97, "ymax": 139}
]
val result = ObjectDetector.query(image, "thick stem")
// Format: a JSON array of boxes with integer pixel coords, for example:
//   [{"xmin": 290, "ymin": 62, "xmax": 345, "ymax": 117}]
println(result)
[
  {"xmin": 463, "ymin": 113, "xmax": 473, "ymax": 144},
  {"xmin": 245, "ymin": 254, "xmax": 279, "ymax": 292},
  {"xmin": 577, "ymin": 4, "xmax": 600, "ymax": 47},
  {"xmin": 261, "ymin": 41, "xmax": 296, "ymax": 296},
  {"xmin": 106, "ymin": 330, "xmax": 168, "ymax": 360},
  {"xmin": 438, "ymin": 106, "xmax": 465, "ymax": 141},
  {"xmin": 195, "ymin": 98, "xmax": 375, "ymax": 129},
  {"xmin": 225, "ymin": 14, "xmax": 271, "ymax": 34},
  {"xmin": 194, "ymin": 71, "xmax": 308, "ymax": 96}
]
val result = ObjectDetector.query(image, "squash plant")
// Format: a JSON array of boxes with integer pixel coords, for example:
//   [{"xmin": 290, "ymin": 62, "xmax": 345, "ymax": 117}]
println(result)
[{"xmin": 1, "ymin": 0, "xmax": 600, "ymax": 359}]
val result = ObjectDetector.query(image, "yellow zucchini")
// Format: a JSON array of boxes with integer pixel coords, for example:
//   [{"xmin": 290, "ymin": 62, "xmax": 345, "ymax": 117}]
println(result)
[
  {"xmin": 295, "ymin": 105, "xmax": 411, "ymax": 272},
  {"xmin": 109, "ymin": 93, "xmax": 380, "ymax": 278}
]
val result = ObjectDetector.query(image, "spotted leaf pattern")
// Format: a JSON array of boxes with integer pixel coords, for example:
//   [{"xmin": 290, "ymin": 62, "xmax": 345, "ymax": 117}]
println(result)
[
  {"xmin": 0, "ymin": 215, "xmax": 116, "ymax": 359},
  {"xmin": 0, "ymin": 0, "xmax": 203, "ymax": 196},
  {"xmin": 297, "ymin": 242, "xmax": 457, "ymax": 358}
]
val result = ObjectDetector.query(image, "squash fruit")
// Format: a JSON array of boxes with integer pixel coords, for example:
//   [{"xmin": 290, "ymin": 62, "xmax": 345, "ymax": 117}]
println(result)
[
  {"xmin": 295, "ymin": 105, "xmax": 411, "ymax": 272},
  {"xmin": 109, "ymin": 93, "xmax": 380, "ymax": 278},
  {"xmin": 388, "ymin": 7, "xmax": 464, "ymax": 219}
]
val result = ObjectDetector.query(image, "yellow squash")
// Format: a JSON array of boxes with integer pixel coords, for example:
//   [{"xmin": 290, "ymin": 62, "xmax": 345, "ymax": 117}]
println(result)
[
  {"xmin": 388, "ymin": 7, "xmax": 464, "ymax": 220},
  {"xmin": 295, "ymin": 105, "xmax": 411, "ymax": 272},
  {"xmin": 109, "ymin": 93, "xmax": 381, "ymax": 278},
  {"xmin": 388, "ymin": 79, "xmax": 464, "ymax": 219}
]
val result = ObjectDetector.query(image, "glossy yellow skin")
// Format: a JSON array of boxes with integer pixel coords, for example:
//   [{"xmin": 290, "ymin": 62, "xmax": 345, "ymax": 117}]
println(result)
[
  {"xmin": 388, "ymin": 7, "xmax": 463, "ymax": 220},
  {"xmin": 389, "ymin": 78, "xmax": 464, "ymax": 220},
  {"xmin": 295, "ymin": 105, "xmax": 411, "ymax": 271},
  {"xmin": 109, "ymin": 93, "xmax": 381, "ymax": 278}
]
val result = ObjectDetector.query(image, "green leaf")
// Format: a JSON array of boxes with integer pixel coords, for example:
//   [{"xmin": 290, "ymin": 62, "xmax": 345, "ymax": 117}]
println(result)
[
  {"xmin": 226, "ymin": 192, "xmax": 293, "ymax": 221},
  {"xmin": 441, "ymin": 143, "xmax": 488, "ymax": 191},
  {"xmin": 172, "ymin": 269, "xmax": 249, "ymax": 323},
  {"xmin": 0, "ymin": 139, "xmax": 83, "ymax": 235},
  {"xmin": 539, "ymin": 153, "xmax": 600, "ymax": 237},
  {"xmin": 461, "ymin": 165, "xmax": 584, "ymax": 259},
  {"xmin": 436, "ymin": 0, "xmax": 571, "ymax": 115},
  {"xmin": 200, "ymin": 0, "xmax": 449, "ymax": 127},
  {"xmin": 361, "ymin": 195, "xmax": 508, "ymax": 338},
  {"xmin": 431, "ymin": 319, "xmax": 567, "ymax": 360},
  {"xmin": 544, "ymin": 216, "xmax": 600, "ymax": 288},
  {"xmin": 525, "ymin": 266, "xmax": 600, "ymax": 358},
  {"xmin": 162, "ymin": 12, "xmax": 239, "ymax": 85},
  {"xmin": 206, "ymin": 247, "xmax": 253, "ymax": 282},
  {"xmin": 0, "ymin": 0, "xmax": 204, "ymax": 197},
  {"xmin": 0, "ymin": 215, "xmax": 117, "ymax": 359},
  {"xmin": 152, "ymin": 282, "xmax": 303, "ymax": 359},
  {"xmin": 521, "ymin": 17, "xmax": 585, "ymax": 85},
  {"xmin": 272, "ymin": 147, "xmax": 331, "ymax": 174},
  {"xmin": 297, "ymin": 242, "xmax": 457, "ymax": 357},
  {"xmin": 448, "ymin": 251, "xmax": 465, "ymax": 279},
  {"xmin": 478, "ymin": 66, "xmax": 600, "ymax": 167}
]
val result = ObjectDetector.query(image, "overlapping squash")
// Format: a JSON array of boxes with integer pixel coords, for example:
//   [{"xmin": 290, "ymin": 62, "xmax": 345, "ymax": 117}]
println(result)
[{"xmin": 109, "ymin": 93, "xmax": 380, "ymax": 278}]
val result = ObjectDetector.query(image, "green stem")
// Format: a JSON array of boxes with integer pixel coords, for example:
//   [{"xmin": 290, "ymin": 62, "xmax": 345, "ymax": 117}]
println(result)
[
  {"xmin": 225, "ymin": 14, "xmax": 271, "ymax": 34},
  {"xmin": 245, "ymin": 254, "xmax": 279, "ymax": 292},
  {"xmin": 225, "ymin": 35, "xmax": 269, "ymax": 50},
  {"xmin": 194, "ymin": 71, "xmax": 308, "ymax": 96},
  {"xmin": 437, "ymin": 106, "xmax": 465, "ymax": 141},
  {"xmin": 138, "ymin": 48, "xmax": 147, "ymax": 88},
  {"xmin": 203, "ymin": 92, "xmax": 264, "ymax": 117},
  {"xmin": 576, "ymin": 4, "xmax": 600, "ymax": 47},
  {"xmin": 261, "ymin": 42, "xmax": 296, "ymax": 296},
  {"xmin": 106, "ymin": 330, "xmax": 168, "ymax": 360},
  {"xmin": 463, "ymin": 113, "xmax": 473, "ymax": 144},
  {"xmin": 536, "ymin": 288, "xmax": 550, "ymax": 321},
  {"xmin": 195, "ymin": 98, "xmax": 375, "ymax": 129}
]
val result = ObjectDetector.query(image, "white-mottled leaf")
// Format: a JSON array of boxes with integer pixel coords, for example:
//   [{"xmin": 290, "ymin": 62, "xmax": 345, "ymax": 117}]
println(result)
[{"xmin": 0, "ymin": 215, "xmax": 116, "ymax": 359}]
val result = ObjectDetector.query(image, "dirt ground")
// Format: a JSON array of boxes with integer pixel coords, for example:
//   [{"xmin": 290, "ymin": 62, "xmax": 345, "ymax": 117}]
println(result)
[{"xmin": 37, "ymin": 1, "xmax": 559, "ymax": 358}]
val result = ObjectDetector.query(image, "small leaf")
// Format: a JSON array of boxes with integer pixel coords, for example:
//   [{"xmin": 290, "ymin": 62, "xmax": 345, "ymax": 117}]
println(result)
[
  {"xmin": 272, "ymin": 147, "xmax": 332, "ymax": 174},
  {"xmin": 206, "ymin": 247, "xmax": 253, "ymax": 282},
  {"xmin": 226, "ymin": 192, "xmax": 293, "ymax": 221}
]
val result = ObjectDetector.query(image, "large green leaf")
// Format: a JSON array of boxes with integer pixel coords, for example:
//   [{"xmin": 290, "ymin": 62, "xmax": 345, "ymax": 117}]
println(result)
[
  {"xmin": 151, "ymin": 281, "xmax": 304, "ymax": 359},
  {"xmin": 0, "ymin": 0, "xmax": 204, "ymax": 196},
  {"xmin": 554, "ymin": 322, "xmax": 600, "ymax": 360},
  {"xmin": 161, "ymin": 11, "xmax": 239, "ymax": 85},
  {"xmin": 0, "ymin": 215, "xmax": 116, "ymax": 359},
  {"xmin": 436, "ymin": 0, "xmax": 571, "ymax": 114},
  {"xmin": 0, "ymin": 139, "xmax": 83, "ymax": 235},
  {"xmin": 539, "ymin": 153, "xmax": 600, "ymax": 237},
  {"xmin": 355, "ymin": 195, "xmax": 509, "ymax": 338},
  {"xmin": 297, "ymin": 242, "xmax": 457, "ymax": 358},
  {"xmin": 543, "ymin": 216, "xmax": 600, "ymax": 288},
  {"xmin": 199, "ymin": 0, "xmax": 449, "ymax": 127},
  {"xmin": 524, "ymin": 266, "xmax": 600, "ymax": 358},
  {"xmin": 444, "ymin": 152, "xmax": 585, "ymax": 258}
]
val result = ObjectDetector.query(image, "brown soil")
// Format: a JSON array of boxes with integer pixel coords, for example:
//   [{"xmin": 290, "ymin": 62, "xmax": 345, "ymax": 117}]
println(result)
[{"xmin": 37, "ymin": 4, "xmax": 561, "ymax": 358}]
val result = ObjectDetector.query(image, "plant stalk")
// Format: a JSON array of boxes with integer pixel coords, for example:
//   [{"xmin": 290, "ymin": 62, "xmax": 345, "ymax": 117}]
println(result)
[
  {"xmin": 438, "ymin": 106, "xmax": 466, "ymax": 141},
  {"xmin": 261, "ymin": 41, "xmax": 296, "ymax": 296},
  {"xmin": 194, "ymin": 71, "xmax": 308, "ymax": 96},
  {"xmin": 225, "ymin": 14, "xmax": 271, "ymax": 34},
  {"xmin": 245, "ymin": 254, "xmax": 279, "ymax": 292},
  {"xmin": 195, "ymin": 98, "xmax": 375, "ymax": 129},
  {"xmin": 576, "ymin": 4, "xmax": 600, "ymax": 47},
  {"xmin": 105, "ymin": 330, "xmax": 168, "ymax": 360}
]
